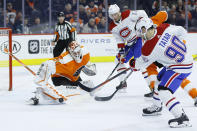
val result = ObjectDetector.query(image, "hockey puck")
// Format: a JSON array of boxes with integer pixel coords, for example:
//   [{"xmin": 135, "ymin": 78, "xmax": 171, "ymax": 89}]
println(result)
[{"xmin": 58, "ymin": 98, "xmax": 64, "ymax": 103}]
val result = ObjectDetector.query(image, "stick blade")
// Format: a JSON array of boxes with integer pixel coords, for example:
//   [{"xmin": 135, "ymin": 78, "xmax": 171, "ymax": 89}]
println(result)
[{"xmin": 94, "ymin": 95, "xmax": 112, "ymax": 101}]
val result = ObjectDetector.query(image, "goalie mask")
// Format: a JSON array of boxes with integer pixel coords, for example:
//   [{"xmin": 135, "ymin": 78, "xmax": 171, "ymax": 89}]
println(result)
[{"xmin": 68, "ymin": 41, "xmax": 83, "ymax": 63}]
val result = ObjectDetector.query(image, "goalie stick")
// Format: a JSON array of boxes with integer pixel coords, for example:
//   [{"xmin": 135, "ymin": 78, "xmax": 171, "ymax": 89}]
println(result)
[
  {"xmin": 94, "ymin": 69, "xmax": 133, "ymax": 101},
  {"xmin": 4, "ymin": 48, "xmax": 80, "ymax": 101}
]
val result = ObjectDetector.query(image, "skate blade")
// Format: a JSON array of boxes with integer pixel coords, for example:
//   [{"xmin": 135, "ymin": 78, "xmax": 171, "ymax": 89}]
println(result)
[
  {"xmin": 169, "ymin": 121, "xmax": 192, "ymax": 128},
  {"xmin": 142, "ymin": 112, "xmax": 161, "ymax": 116}
]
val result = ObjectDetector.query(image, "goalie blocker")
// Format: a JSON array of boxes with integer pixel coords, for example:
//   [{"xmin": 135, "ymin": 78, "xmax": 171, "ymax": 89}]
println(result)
[{"xmin": 32, "ymin": 41, "xmax": 97, "ymax": 105}]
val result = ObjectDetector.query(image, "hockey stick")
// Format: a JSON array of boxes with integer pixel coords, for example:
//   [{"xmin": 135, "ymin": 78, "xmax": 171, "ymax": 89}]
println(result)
[
  {"xmin": 94, "ymin": 69, "xmax": 133, "ymax": 101},
  {"xmin": 106, "ymin": 63, "xmax": 120, "ymax": 80},
  {"xmin": 4, "ymin": 48, "xmax": 79, "ymax": 101},
  {"xmin": 105, "ymin": 46, "xmax": 131, "ymax": 80},
  {"xmin": 78, "ymin": 67, "xmax": 132, "ymax": 92}
]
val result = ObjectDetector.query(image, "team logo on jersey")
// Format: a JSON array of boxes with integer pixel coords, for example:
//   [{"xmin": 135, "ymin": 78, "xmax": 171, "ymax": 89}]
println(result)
[{"xmin": 119, "ymin": 27, "xmax": 131, "ymax": 38}]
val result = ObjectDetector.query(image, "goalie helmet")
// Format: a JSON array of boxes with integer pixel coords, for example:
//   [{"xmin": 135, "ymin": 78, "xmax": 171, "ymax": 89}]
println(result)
[
  {"xmin": 108, "ymin": 4, "xmax": 120, "ymax": 19},
  {"xmin": 135, "ymin": 17, "xmax": 156, "ymax": 39},
  {"xmin": 68, "ymin": 41, "xmax": 83, "ymax": 63}
]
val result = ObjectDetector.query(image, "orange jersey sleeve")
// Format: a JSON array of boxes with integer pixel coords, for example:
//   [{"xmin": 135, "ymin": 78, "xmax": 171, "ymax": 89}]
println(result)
[{"xmin": 151, "ymin": 11, "xmax": 168, "ymax": 26}]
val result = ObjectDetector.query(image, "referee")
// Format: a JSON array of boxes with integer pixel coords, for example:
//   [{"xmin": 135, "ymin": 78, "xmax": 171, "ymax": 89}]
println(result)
[{"xmin": 52, "ymin": 12, "xmax": 77, "ymax": 57}]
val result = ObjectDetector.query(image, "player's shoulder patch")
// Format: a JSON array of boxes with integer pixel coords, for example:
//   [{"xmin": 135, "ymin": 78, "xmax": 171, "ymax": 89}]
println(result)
[
  {"xmin": 121, "ymin": 10, "xmax": 131, "ymax": 20},
  {"xmin": 109, "ymin": 21, "xmax": 117, "ymax": 31},
  {"xmin": 142, "ymin": 23, "xmax": 170, "ymax": 56}
]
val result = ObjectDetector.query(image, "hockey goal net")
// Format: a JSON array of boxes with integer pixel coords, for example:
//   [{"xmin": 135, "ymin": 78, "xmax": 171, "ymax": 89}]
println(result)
[{"xmin": 0, "ymin": 28, "xmax": 12, "ymax": 91}]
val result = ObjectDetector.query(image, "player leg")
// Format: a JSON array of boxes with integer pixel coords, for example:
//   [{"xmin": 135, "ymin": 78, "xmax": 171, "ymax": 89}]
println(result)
[
  {"xmin": 143, "ymin": 67, "xmax": 191, "ymax": 127},
  {"xmin": 30, "ymin": 60, "xmax": 62, "ymax": 104},
  {"xmin": 142, "ymin": 68, "xmax": 165, "ymax": 116},
  {"xmin": 143, "ymin": 63, "xmax": 158, "ymax": 97},
  {"xmin": 115, "ymin": 56, "xmax": 127, "ymax": 93},
  {"xmin": 181, "ymin": 78, "xmax": 197, "ymax": 106},
  {"xmin": 53, "ymin": 40, "xmax": 69, "ymax": 57},
  {"xmin": 159, "ymin": 70, "xmax": 191, "ymax": 128},
  {"xmin": 34, "ymin": 60, "xmax": 56, "ymax": 86}
]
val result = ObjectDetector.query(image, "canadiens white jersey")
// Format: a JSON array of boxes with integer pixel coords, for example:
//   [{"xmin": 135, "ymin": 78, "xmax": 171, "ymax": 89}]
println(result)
[
  {"xmin": 135, "ymin": 23, "xmax": 193, "ymax": 73},
  {"xmin": 109, "ymin": 10, "xmax": 148, "ymax": 45}
]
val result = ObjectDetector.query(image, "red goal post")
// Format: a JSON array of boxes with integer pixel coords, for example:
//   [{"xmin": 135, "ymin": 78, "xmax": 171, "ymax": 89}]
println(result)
[{"xmin": 0, "ymin": 28, "xmax": 12, "ymax": 91}]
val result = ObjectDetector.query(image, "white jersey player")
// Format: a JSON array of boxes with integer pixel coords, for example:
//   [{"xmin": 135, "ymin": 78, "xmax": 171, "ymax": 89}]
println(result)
[
  {"xmin": 108, "ymin": 4, "xmax": 169, "ymax": 95},
  {"xmin": 108, "ymin": 4, "xmax": 148, "ymax": 92},
  {"xmin": 130, "ymin": 17, "xmax": 193, "ymax": 127}
]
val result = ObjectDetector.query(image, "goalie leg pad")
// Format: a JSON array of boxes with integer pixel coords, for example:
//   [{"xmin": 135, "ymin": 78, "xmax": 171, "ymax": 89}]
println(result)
[
  {"xmin": 34, "ymin": 60, "xmax": 56, "ymax": 86},
  {"xmin": 33, "ymin": 87, "xmax": 61, "ymax": 104}
]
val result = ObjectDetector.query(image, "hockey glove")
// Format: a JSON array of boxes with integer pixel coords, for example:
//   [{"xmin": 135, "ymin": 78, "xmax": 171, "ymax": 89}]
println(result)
[
  {"xmin": 117, "ymin": 43, "xmax": 126, "ymax": 64},
  {"xmin": 129, "ymin": 59, "xmax": 138, "ymax": 71}
]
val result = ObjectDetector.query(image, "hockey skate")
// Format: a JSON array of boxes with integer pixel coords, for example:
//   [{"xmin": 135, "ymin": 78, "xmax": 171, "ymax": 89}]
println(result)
[
  {"xmin": 144, "ymin": 86, "xmax": 154, "ymax": 98},
  {"xmin": 116, "ymin": 81, "xmax": 127, "ymax": 93},
  {"xmin": 142, "ymin": 104, "xmax": 162, "ymax": 116},
  {"xmin": 168, "ymin": 113, "xmax": 192, "ymax": 128},
  {"xmin": 144, "ymin": 91, "xmax": 153, "ymax": 97},
  {"xmin": 28, "ymin": 87, "xmax": 64, "ymax": 105},
  {"xmin": 29, "ymin": 97, "xmax": 39, "ymax": 105}
]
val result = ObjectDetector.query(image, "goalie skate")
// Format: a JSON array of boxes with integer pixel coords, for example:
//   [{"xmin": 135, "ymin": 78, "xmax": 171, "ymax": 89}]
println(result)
[
  {"xmin": 168, "ymin": 113, "xmax": 192, "ymax": 128},
  {"xmin": 142, "ymin": 105, "xmax": 162, "ymax": 116},
  {"xmin": 28, "ymin": 97, "xmax": 39, "ymax": 105},
  {"xmin": 28, "ymin": 87, "xmax": 64, "ymax": 105}
]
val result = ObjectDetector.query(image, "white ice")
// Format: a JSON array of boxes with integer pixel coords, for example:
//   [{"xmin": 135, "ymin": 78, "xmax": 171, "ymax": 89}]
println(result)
[{"xmin": 0, "ymin": 62, "xmax": 197, "ymax": 131}]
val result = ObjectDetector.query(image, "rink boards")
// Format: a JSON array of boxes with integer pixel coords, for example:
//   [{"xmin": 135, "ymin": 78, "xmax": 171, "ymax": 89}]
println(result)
[{"xmin": 0, "ymin": 33, "xmax": 197, "ymax": 67}]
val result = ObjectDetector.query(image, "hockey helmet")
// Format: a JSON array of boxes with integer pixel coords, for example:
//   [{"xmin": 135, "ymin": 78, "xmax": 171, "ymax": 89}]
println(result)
[
  {"xmin": 135, "ymin": 17, "xmax": 156, "ymax": 39},
  {"xmin": 108, "ymin": 4, "xmax": 120, "ymax": 19},
  {"xmin": 57, "ymin": 12, "xmax": 65, "ymax": 17}
]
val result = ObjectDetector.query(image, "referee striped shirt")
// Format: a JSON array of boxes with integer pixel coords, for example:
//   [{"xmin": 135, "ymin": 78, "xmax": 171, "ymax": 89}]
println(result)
[{"xmin": 53, "ymin": 21, "xmax": 76, "ymax": 42}]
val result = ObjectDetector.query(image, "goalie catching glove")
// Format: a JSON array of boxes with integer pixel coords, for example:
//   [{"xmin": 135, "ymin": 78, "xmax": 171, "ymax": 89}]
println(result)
[{"xmin": 82, "ymin": 62, "xmax": 97, "ymax": 76}]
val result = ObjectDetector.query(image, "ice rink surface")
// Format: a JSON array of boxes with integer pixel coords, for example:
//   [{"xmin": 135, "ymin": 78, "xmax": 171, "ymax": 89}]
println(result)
[{"xmin": 0, "ymin": 62, "xmax": 197, "ymax": 131}]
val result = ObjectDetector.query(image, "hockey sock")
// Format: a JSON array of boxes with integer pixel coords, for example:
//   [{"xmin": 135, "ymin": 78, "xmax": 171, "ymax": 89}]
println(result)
[{"xmin": 159, "ymin": 90, "xmax": 184, "ymax": 118}]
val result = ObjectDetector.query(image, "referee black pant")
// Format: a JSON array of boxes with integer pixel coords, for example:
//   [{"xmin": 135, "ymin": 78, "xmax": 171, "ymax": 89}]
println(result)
[{"xmin": 53, "ymin": 39, "xmax": 70, "ymax": 57}]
